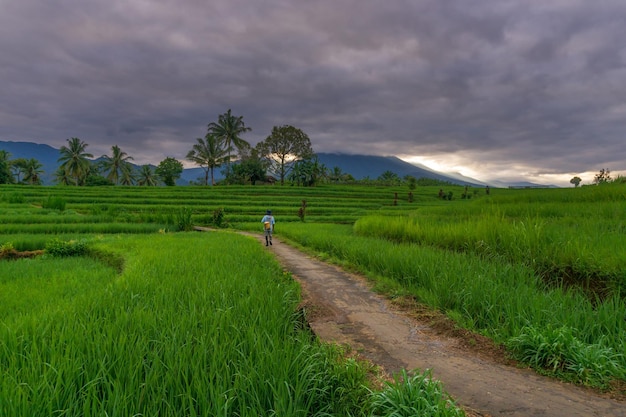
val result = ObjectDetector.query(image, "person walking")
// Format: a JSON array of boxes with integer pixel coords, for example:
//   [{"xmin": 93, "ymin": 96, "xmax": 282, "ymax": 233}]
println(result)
[{"xmin": 261, "ymin": 210, "xmax": 275, "ymax": 246}]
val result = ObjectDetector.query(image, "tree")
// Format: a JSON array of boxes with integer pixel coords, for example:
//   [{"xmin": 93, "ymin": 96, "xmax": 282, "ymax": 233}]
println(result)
[
  {"xmin": 100, "ymin": 145, "xmax": 134, "ymax": 185},
  {"xmin": 207, "ymin": 109, "xmax": 251, "ymax": 177},
  {"xmin": 593, "ymin": 168, "xmax": 612, "ymax": 185},
  {"xmin": 228, "ymin": 148, "xmax": 267, "ymax": 185},
  {"xmin": 137, "ymin": 165, "xmax": 159, "ymax": 186},
  {"xmin": 54, "ymin": 166, "xmax": 72, "ymax": 185},
  {"xmin": 570, "ymin": 176, "xmax": 582, "ymax": 187},
  {"xmin": 288, "ymin": 156, "xmax": 324, "ymax": 187},
  {"xmin": 405, "ymin": 175, "xmax": 417, "ymax": 190},
  {"xmin": 10, "ymin": 158, "xmax": 28, "ymax": 183},
  {"xmin": 22, "ymin": 158, "xmax": 44, "ymax": 185},
  {"xmin": 0, "ymin": 150, "xmax": 13, "ymax": 184},
  {"xmin": 118, "ymin": 162, "xmax": 136, "ymax": 185},
  {"xmin": 156, "ymin": 157, "xmax": 183, "ymax": 186},
  {"xmin": 378, "ymin": 170, "xmax": 401, "ymax": 185},
  {"xmin": 257, "ymin": 125, "xmax": 314, "ymax": 185},
  {"xmin": 58, "ymin": 137, "xmax": 93, "ymax": 185},
  {"xmin": 186, "ymin": 134, "xmax": 228, "ymax": 185}
]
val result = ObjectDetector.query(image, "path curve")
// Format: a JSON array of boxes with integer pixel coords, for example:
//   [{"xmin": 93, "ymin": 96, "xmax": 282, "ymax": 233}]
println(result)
[{"xmin": 255, "ymin": 235, "xmax": 625, "ymax": 417}]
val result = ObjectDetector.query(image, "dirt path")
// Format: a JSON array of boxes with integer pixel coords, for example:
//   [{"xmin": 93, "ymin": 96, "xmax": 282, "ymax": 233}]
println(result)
[{"xmin": 253, "ymin": 234, "xmax": 625, "ymax": 417}]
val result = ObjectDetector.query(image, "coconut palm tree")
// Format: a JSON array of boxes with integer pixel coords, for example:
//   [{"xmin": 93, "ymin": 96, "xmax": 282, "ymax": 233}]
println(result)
[
  {"xmin": 207, "ymin": 109, "xmax": 251, "ymax": 177},
  {"xmin": 57, "ymin": 137, "xmax": 93, "ymax": 185},
  {"xmin": 101, "ymin": 145, "xmax": 134, "ymax": 185},
  {"xmin": 22, "ymin": 158, "xmax": 44, "ymax": 185},
  {"xmin": 118, "ymin": 162, "xmax": 136, "ymax": 185},
  {"xmin": 137, "ymin": 165, "xmax": 158, "ymax": 186},
  {"xmin": 186, "ymin": 134, "xmax": 228, "ymax": 185}
]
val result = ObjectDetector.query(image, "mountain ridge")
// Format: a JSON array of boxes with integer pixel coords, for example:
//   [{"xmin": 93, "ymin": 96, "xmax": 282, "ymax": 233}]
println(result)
[{"xmin": 0, "ymin": 140, "xmax": 549, "ymax": 187}]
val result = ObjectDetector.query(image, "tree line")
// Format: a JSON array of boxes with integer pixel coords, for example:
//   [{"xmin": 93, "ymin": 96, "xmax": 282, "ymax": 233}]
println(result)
[{"xmin": 0, "ymin": 109, "xmax": 320, "ymax": 186}]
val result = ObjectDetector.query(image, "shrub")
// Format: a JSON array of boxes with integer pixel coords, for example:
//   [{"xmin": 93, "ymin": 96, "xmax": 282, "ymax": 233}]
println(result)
[
  {"xmin": 175, "ymin": 207, "xmax": 194, "ymax": 231},
  {"xmin": 45, "ymin": 238, "xmax": 88, "ymax": 257},
  {"xmin": 212, "ymin": 207, "xmax": 225, "ymax": 228}
]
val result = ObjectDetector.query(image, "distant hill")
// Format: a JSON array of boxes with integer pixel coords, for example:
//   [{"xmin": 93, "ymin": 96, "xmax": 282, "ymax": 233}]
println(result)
[
  {"xmin": 2, "ymin": 140, "xmax": 551, "ymax": 187},
  {"xmin": 0, "ymin": 141, "xmax": 62, "ymax": 184},
  {"xmin": 315, "ymin": 153, "xmax": 485, "ymax": 186}
]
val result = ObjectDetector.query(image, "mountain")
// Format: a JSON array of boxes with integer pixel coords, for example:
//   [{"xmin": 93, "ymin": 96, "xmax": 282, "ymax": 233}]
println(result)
[
  {"xmin": 0, "ymin": 140, "xmax": 535, "ymax": 187},
  {"xmin": 316, "ymin": 153, "xmax": 485, "ymax": 186},
  {"xmin": 0, "ymin": 141, "xmax": 62, "ymax": 184}
]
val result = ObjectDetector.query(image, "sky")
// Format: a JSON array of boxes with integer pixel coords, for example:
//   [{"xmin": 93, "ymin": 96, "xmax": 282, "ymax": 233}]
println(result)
[{"xmin": 1, "ymin": 0, "xmax": 625, "ymax": 186}]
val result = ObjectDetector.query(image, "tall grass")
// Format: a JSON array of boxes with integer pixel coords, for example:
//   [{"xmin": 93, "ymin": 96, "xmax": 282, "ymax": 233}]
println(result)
[
  {"xmin": 276, "ymin": 222, "xmax": 626, "ymax": 388},
  {"xmin": 353, "ymin": 186, "xmax": 626, "ymax": 295},
  {"xmin": 1, "ymin": 233, "xmax": 379, "ymax": 416}
]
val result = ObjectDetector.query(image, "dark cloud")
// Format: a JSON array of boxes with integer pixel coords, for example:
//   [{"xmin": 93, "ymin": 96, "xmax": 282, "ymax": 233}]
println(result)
[{"xmin": 1, "ymin": 0, "xmax": 625, "ymax": 184}]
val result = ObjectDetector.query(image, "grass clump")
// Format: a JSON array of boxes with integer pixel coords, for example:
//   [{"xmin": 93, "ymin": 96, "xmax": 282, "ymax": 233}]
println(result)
[
  {"xmin": 369, "ymin": 369, "xmax": 464, "ymax": 417},
  {"xmin": 507, "ymin": 325, "xmax": 625, "ymax": 388},
  {"xmin": 41, "ymin": 195, "xmax": 66, "ymax": 211}
]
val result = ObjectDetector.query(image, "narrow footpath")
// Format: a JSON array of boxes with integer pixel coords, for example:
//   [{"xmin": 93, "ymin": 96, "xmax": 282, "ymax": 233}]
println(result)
[{"xmin": 255, "ymin": 234, "xmax": 625, "ymax": 417}]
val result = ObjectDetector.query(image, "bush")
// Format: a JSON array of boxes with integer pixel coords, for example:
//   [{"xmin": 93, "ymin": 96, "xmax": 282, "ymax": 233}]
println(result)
[
  {"xmin": 45, "ymin": 238, "xmax": 88, "ymax": 257},
  {"xmin": 212, "ymin": 207, "xmax": 225, "ymax": 228},
  {"xmin": 175, "ymin": 207, "xmax": 194, "ymax": 231}
]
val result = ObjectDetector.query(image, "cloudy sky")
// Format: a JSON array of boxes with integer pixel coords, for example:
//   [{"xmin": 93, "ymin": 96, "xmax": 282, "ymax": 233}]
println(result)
[{"xmin": 1, "ymin": 0, "xmax": 625, "ymax": 186}]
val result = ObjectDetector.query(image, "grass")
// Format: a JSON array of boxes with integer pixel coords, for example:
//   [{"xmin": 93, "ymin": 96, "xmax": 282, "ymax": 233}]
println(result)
[
  {"xmin": 0, "ymin": 233, "xmax": 378, "ymax": 416},
  {"xmin": 2, "ymin": 181, "xmax": 625, "ymax": 400},
  {"xmin": 274, "ymin": 221, "xmax": 626, "ymax": 389}
]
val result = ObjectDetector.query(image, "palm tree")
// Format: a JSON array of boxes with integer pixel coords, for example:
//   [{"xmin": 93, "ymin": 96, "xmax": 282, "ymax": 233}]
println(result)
[
  {"xmin": 118, "ymin": 162, "xmax": 136, "ymax": 185},
  {"xmin": 101, "ymin": 145, "xmax": 134, "ymax": 185},
  {"xmin": 58, "ymin": 137, "xmax": 93, "ymax": 185},
  {"xmin": 137, "ymin": 165, "xmax": 158, "ymax": 186},
  {"xmin": 207, "ymin": 109, "xmax": 251, "ymax": 177},
  {"xmin": 0, "ymin": 150, "xmax": 13, "ymax": 184},
  {"xmin": 54, "ymin": 167, "xmax": 72, "ymax": 185},
  {"xmin": 22, "ymin": 158, "xmax": 44, "ymax": 185},
  {"xmin": 186, "ymin": 134, "xmax": 228, "ymax": 185}
]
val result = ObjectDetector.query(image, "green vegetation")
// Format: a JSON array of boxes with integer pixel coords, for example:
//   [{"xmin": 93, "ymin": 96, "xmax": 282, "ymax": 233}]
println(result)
[
  {"xmin": 0, "ymin": 234, "xmax": 370, "ymax": 415},
  {"xmin": 1, "ymin": 180, "xmax": 625, "ymax": 413}
]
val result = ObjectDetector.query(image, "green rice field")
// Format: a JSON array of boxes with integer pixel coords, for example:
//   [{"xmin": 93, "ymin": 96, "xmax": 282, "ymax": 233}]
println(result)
[{"xmin": 1, "ymin": 181, "xmax": 625, "ymax": 414}]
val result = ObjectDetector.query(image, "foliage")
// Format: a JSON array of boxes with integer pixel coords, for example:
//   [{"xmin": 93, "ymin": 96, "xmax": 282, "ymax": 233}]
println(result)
[
  {"xmin": 0, "ymin": 149, "xmax": 13, "ymax": 184},
  {"xmin": 593, "ymin": 168, "xmax": 612, "ymax": 184},
  {"xmin": 288, "ymin": 156, "xmax": 326, "ymax": 187},
  {"xmin": 0, "ymin": 234, "xmax": 373, "ymax": 416},
  {"xmin": 45, "ymin": 238, "xmax": 88, "ymax": 257},
  {"xmin": 85, "ymin": 172, "xmax": 114, "ymax": 186},
  {"xmin": 507, "ymin": 325, "xmax": 624, "ymax": 387},
  {"xmin": 186, "ymin": 134, "xmax": 228, "ymax": 185},
  {"xmin": 41, "ymin": 195, "xmax": 66, "ymax": 211},
  {"xmin": 298, "ymin": 200, "xmax": 307, "ymax": 222},
  {"xmin": 377, "ymin": 170, "xmax": 401, "ymax": 185},
  {"xmin": 369, "ymin": 369, "xmax": 465, "ymax": 417},
  {"xmin": 11, "ymin": 157, "xmax": 44, "ymax": 184},
  {"xmin": 257, "ymin": 124, "xmax": 314, "ymax": 185},
  {"xmin": 207, "ymin": 109, "xmax": 251, "ymax": 177},
  {"xmin": 212, "ymin": 207, "xmax": 225, "ymax": 227},
  {"xmin": 100, "ymin": 145, "xmax": 134, "ymax": 185},
  {"xmin": 156, "ymin": 157, "xmax": 183, "ymax": 186},
  {"xmin": 137, "ymin": 165, "xmax": 159, "ymax": 186},
  {"xmin": 570, "ymin": 176, "xmax": 582, "ymax": 187},
  {"xmin": 406, "ymin": 175, "xmax": 417, "ymax": 190},
  {"xmin": 57, "ymin": 137, "xmax": 94, "ymax": 186},
  {"xmin": 174, "ymin": 207, "xmax": 194, "ymax": 231},
  {"xmin": 276, "ymin": 220, "xmax": 626, "ymax": 388},
  {"xmin": 223, "ymin": 147, "xmax": 267, "ymax": 185}
]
